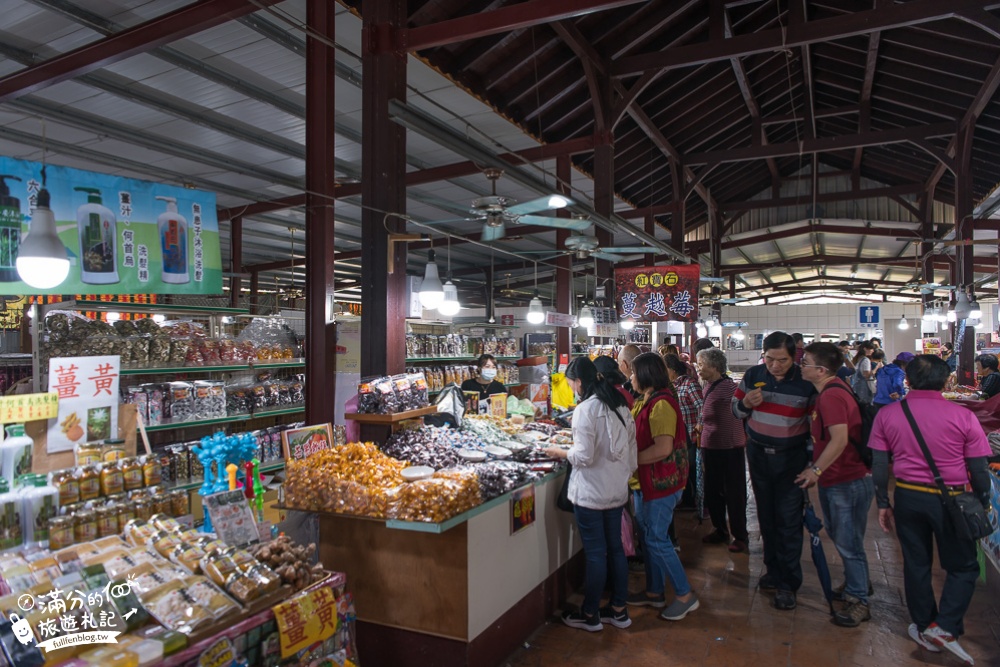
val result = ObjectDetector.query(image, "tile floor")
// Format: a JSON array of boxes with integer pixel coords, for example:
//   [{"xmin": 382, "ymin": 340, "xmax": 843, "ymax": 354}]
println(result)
[{"xmin": 503, "ymin": 494, "xmax": 1000, "ymax": 667}]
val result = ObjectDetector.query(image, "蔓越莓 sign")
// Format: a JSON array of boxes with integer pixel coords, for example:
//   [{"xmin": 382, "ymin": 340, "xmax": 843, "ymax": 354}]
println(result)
[{"xmin": 614, "ymin": 265, "xmax": 700, "ymax": 323}]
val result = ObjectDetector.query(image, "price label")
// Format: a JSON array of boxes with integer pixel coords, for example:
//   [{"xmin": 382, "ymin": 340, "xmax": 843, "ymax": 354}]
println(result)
[
  {"xmin": 510, "ymin": 484, "xmax": 536, "ymax": 534},
  {"xmin": 0, "ymin": 392, "xmax": 58, "ymax": 423},
  {"xmin": 198, "ymin": 637, "xmax": 236, "ymax": 667}
]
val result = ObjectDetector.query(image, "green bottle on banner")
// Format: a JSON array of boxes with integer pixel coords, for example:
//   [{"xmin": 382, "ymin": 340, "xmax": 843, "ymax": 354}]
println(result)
[
  {"xmin": 0, "ymin": 175, "xmax": 23, "ymax": 282},
  {"xmin": 75, "ymin": 186, "xmax": 119, "ymax": 284}
]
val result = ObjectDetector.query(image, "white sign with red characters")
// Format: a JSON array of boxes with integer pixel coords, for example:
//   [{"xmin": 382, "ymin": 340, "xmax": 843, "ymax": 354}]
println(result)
[{"xmin": 47, "ymin": 355, "xmax": 120, "ymax": 454}]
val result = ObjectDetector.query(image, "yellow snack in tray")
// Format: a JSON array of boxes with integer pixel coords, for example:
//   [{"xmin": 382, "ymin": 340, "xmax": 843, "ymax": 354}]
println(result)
[{"xmin": 284, "ymin": 442, "xmax": 407, "ymax": 516}]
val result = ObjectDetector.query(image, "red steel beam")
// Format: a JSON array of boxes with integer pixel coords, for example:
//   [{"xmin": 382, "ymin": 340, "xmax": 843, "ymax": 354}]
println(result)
[
  {"xmin": 401, "ymin": 0, "xmax": 647, "ymax": 52},
  {"xmin": 0, "ymin": 0, "xmax": 282, "ymax": 103}
]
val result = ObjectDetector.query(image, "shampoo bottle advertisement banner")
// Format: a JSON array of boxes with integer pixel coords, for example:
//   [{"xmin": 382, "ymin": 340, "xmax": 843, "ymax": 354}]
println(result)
[{"xmin": 0, "ymin": 156, "xmax": 222, "ymax": 295}]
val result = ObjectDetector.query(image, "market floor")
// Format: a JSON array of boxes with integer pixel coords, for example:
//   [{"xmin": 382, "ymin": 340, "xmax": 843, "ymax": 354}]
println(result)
[{"xmin": 502, "ymin": 492, "xmax": 1000, "ymax": 667}]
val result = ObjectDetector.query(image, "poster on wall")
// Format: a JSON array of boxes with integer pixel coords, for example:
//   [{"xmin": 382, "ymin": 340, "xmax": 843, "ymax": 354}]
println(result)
[
  {"xmin": 47, "ymin": 355, "xmax": 119, "ymax": 453},
  {"xmin": 614, "ymin": 265, "xmax": 700, "ymax": 323},
  {"xmin": 0, "ymin": 156, "xmax": 222, "ymax": 295}
]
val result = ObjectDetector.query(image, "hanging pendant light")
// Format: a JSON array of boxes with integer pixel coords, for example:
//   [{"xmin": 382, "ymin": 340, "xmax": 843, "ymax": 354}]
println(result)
[
  {"xmin": 733, "ymin": 327, "xmax": 745, "ymax": 341},
  {"xmin": 437, "ymin": 237, "xmax": 461, "ymax": 316},
  {"xmin": 620, "ymin": 318, "xmax": 635, "ymax": 331},
  {"xmin": 578, "ymin": 304, "xmax": 595, "ymax": 328},
  {"xmin": 17, "ymin": 187, "xmax": 69, "ymax": 290},
  {"xmin": 969, "ymin": 292, "xmax": 982, "ymax": 320},
  {"xmin": 695, "ymin": 319, "xmax": 707, "ymax": 338},
  {"xmin": 525, "ymin": 262, "xmax": 545, "ymax": 324},
  {"xmin": 418, "ymin": 249, "xmax": 444, "ymax": 309},
  {"xmin": 898, "ymin": 315, "xmax": 909, "ymax": 330}
]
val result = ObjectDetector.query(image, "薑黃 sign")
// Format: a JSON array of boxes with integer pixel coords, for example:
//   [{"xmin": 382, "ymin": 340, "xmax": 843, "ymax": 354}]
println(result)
[
  {"xmin": 614, "ymin": 265, "xmax": 700, "ymax": 323},
  {"xmin": 47, "ymin": 355, "xmax": 119, "ymax": 454},
  {"xmin": 273, "ymin": 585, "xmax": 339, "ymax": 658}
]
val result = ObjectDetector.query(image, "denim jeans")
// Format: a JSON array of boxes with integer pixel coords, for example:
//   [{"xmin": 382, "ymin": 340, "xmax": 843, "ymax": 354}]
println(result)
[
  {"xmin": 639, "ymin": 489, "xmax": 692, "ymax": 597},
  {"xmin": 818, "ymin": 476, "xmax": 875, "ymax": 603},
  {"xmin": 573, "ymin": 504, "xmax": 629, "ymax": 615},
  {"xmin": 894, "ymin": 487, "xmax": 980, "ymax": 637}
]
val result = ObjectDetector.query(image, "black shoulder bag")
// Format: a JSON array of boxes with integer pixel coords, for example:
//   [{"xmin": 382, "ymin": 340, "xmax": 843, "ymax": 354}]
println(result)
[{"xmin": 900, "ymin": 401, "xmax": 995, "ymax": 541}]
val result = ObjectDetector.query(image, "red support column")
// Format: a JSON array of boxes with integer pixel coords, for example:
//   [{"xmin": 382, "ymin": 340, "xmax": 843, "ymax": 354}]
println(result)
[
  {"xmin": 230, "ymin": 216, "xmax": 242, "ymax": 309},
  {"xmin": 360, "ymin": 0, "xmax": 408, "ymax": 380},
  {"xmin": 305, "ymin": 0, "xmax": 338, "ymax": 424},
  {"xmin": 955, "ymin": 124, "xmax": 976, "ymax": 385},
  {"xmin": 592, "ymin": 132, "xmax": 614, "ymax": 286},
  {"xmin": 555, "ymin": 156, "xmax": 572, "ymax": 359}
]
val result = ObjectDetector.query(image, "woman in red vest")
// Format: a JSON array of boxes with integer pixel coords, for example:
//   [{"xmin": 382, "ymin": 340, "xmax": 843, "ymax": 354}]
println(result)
[{"xmin": 626, "ymin": 352, "xmax": 700, "ymax": 621}]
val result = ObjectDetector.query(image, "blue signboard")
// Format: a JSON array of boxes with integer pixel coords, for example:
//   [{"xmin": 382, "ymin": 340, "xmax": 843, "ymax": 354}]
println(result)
[
  {"xmin": 0, "ymin": 156, "xmax": 221, "ymax": 295},
  {"xmin": 860, "ymin": 305, "xmax": 880, "ymax": 328}
]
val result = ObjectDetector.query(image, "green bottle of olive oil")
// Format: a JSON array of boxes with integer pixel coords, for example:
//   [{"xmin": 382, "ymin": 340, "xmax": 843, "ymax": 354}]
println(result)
[{"xmin": 0, "ymin": 175, "xmax": 23, "ymax": 282}]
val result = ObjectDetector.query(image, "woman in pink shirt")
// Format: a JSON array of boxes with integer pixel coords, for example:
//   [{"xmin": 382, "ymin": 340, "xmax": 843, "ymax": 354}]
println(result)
[{"xmin": 870, "ymin": 355, "xmax": 992, "ymax": 664}]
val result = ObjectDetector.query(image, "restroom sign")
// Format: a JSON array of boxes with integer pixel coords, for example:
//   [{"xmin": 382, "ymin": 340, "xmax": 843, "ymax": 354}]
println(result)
[{"xmin": 860, "ymin": 306, "xmax": 880, "ymax": 328}]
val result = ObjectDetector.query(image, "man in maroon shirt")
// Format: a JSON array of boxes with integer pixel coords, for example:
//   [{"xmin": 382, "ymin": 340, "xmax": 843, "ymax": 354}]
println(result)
[{"xmin": 795, "ymin": 342, "xmax": 874, "ymax": 628}]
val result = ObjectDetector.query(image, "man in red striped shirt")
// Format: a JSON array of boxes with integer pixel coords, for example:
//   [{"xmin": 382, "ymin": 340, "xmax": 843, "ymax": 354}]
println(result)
[{"xmin": 733, "ymin": 331, "xmax": 816, "ymax": 611}]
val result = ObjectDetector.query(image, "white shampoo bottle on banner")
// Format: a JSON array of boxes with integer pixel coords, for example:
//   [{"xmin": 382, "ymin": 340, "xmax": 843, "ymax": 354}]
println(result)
[
  {"xmin": 75, "ymin": 187, "xmax": 118, "ymax": 284},
  {"xmin": 157, "ymin": 196, "xmax": 189, "ymax": 284}
]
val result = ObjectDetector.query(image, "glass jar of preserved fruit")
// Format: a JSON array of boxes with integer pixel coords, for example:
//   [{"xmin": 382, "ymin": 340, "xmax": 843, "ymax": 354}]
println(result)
[{"xmin": 122, "ymin": 457, "xmax": 143, "ymax": 491}]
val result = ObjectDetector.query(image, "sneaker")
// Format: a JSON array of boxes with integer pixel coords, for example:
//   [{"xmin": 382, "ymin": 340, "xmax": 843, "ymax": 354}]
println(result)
[
  {"xmin": 660, "ymin": 594, "xmax": 700, "ymax": 621},
  {"xmin": 561, "ymin": 610, "xmax": 602, "ymax": 632},
  {"xmin": 598, "ymin": 605, "xmax": 632, "ymax": 629},
  {"xmin": 833, "ymin": 595, "xmax": 871, "ymax": 627},
  {"xmin": 758, "ymin": 574, "xmax": 778, "ymax": 591},
  {"xmin": 907, "ymin": 623, "xmax": 941, "ymax": 653},
  {"xmin": 626, "ymin": 591, "xmax": 666, "ymax": 608},
  {"xmin": 773, "ymin": 589, "xmax": 796, "ymax": 610},
  {"xmin": 702, "ymin": 529, "xmax": 730, "ymax": 544},
  {"xmin": 832, "ymin": 581, "xmax": 874, "ymax": 602},
  {"xmin": 728, "ymin": 539, "xmax": 748, "ymax": 553},
  {"xmin": 921, "ymin": 623, "xmax": 975, "ymax": 665}
]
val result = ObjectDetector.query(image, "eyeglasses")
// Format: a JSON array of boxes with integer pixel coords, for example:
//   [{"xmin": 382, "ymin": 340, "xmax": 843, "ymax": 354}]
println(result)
[{"xmin": 800, "ymin": 363, "xmax": 826, "ymax": 370}]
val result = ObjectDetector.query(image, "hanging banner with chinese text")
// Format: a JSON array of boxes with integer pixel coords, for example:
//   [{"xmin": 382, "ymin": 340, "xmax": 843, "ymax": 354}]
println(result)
[
  {"xmin": 0, "ymin": 156, "xmax": 222, "ymax": 295},
  {"xmin": 47, "ymin": 355, "xmax": 119, "ymax": 454},
  {"xmin": 614, "ymin": 265, "xmax": 700, "ymax": 323},
  {"xmin": 273, "ymin": 585, "xmax": 339, "ymax": 658},
  {"xmin": 0, "ymin": 392, "xmax": 58, "ymax": 423}
]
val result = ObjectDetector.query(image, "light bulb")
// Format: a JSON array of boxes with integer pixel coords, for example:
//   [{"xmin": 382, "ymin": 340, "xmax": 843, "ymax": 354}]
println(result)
[
  {"xmin": 974, "ymin": 318, "xmax": 985, "ymax": 330},
  {"xmin": 695, "ymin": 323, "xmax": 707, "ymax": 338},
  {"xmin": 733, "ymin": 327, "xmax": 745, "ymax": 341},
  {"xmin": 547, "ymin": 195, "xmax": 569, "ymax": 209},
  {"xmin": 898, "ymin": 315, "xmax": 909, "ymax": 330},
  {"xmin": 947, "ymin": 309, "xmax": 957, "ymax": 322},
  {"xmin": 620, "ymin": 319, "xmax": 635, "ymax": 330},
  {"xmin": 526, "ymin": 293, "xmax": 545, "ymax": 324},
  {"xmin": 106, "ymin": 312, "xmax": 121, "ymax": 323},
  {"xmin": 418, "ymin": 250, "xmax": 444, "ymax": 310},
  {"xmin": 152, "ymin": 314, "xmax": 166, "ymax": 324},
  {"xmin": 970, "ymin": 299, "xmax": 982, "ymax": 320},
  {"xmin": 578, "ymin": 305, "xmax": 594, "ymax": 328},
  {"xmin": 16, "ymin": 188, "xmax": 69, "ymax": 290},
  {"xmin": 438, "ymin": 281, "xmax": 461, "ymax": 316}
]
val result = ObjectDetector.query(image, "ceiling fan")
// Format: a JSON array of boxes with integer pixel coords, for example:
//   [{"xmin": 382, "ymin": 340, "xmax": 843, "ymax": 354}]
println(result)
[
  {"xmin": 702, "ymin": 285, "xmax": 750, "ymax": 304},
  {"xmin": 518, "ymin": 232, "xmax": 659, "ymax": 262},
  {"xmin": 424, "ymin": 168, "xmax": 592, "ymax": 241}
]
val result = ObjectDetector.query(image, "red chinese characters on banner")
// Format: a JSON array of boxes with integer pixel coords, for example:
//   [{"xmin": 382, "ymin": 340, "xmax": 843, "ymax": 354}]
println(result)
[{"xmin": 614, "ymin": 265, "xmax": 700, "ymax": 323}]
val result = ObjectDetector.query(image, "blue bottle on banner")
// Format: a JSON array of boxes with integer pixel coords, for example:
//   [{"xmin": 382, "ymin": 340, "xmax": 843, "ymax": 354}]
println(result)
[{"xmin": 157, "ymin": 196, "xmax": 189, "ymax": 284}]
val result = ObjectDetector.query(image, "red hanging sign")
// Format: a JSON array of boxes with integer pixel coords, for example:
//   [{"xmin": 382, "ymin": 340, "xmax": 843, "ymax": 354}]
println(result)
[{"xmin": 614, "ymin": 265, "xmax": 700, "ymax": 323}]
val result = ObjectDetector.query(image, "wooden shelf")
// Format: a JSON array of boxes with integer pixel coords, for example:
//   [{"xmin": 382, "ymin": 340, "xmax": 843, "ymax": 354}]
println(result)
[
  {"xmin": 144, "ymin": 406, "xmax": 304, "ymax": 432},
  {"xmin": 344, "ymin": 405, "xmax": 438, "ymax": 423}
]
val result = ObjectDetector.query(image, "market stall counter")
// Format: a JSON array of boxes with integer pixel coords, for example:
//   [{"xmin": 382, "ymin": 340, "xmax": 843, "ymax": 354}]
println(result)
[{"xmin": 280, "ymin": 417, "xmax": 583, "ymax": 667}]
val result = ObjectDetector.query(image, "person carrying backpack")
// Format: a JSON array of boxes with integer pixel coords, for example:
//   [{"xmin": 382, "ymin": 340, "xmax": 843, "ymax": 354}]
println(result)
[
  {"xmin": 873, "ymin": 352, "xmax": 913, "ymax": 410},
  {"xmin": 795, "ymin": 342, "xmax": 875, "ymax": 628}
]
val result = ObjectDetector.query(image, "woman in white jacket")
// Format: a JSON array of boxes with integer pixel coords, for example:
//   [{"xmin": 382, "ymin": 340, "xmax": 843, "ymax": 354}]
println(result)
[{"xmin": 544, "ymin": 357, "xmax": 638, "ymax": 632}]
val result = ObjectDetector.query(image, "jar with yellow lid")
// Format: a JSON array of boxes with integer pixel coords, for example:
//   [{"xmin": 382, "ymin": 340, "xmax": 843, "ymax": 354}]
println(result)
[
  {"xmin": 78, "ymin": 466, "xmax": 101, "ymax": 501},
  {"xmin": 48, "ymin": 516, "xmax": 75, "ymax": 550},
  {"xmin": 100, "ymin": 461, "xmax": 124, "ymax": 497},
  {"xmin": 169, "ymin": 489, "xmax": 190, "ymax": 517},
  {"xmin": 102, "ymin": 440, "xmax": 126, "ymax": 463},
  {"xmin": 73, "ymin": 508, "xmax": 97, "ymax": 543},
  {"xmin": 96, "ymin": 504, "xmax": 118, "ymax": 538},
  {"xmin": 121, "ymin": 457, "xmax": 143, "ymax": 491},
  {"xmin": 142, "ymin": 456, "xmax": 162, "ymax": 487},
  {"xmin": 75, "ymin": 442, "xmax": 103, "ymax": 466},
  {"xmin": 51, "ymin": 469, "xmax": 80, "ymax": 506}
]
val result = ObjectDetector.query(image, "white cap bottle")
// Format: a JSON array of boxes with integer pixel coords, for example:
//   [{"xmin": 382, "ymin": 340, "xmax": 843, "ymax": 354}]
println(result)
[
  {"xmin": 76, "ymin": 187, "xmax": 119, "ymax": 284},
  {"xmin": 157, "ymin": 196, "xmax": 189, "ymax": 284}
]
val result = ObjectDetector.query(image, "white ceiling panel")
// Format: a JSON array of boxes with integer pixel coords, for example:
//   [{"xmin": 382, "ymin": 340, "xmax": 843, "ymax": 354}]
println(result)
[
  {"xmin": 5, "ymin": 117, "xmax": 98, "ymax": 145},
  {"xmin": 102, "ymin": 52, "xmax": 178, "ymax": 82},
  {"xmin": 28, "ymin": 80, "xmax": 104, "ymax": 107}
]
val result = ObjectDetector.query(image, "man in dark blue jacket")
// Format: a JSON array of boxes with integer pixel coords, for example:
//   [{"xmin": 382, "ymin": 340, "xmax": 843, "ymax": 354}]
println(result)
[{"xmin": 873, "ymin": 351, "xmax": 912, "ymax": 409}]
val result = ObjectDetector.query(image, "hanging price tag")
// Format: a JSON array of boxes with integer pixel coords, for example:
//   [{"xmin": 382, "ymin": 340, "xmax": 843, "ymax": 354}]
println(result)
[{"xmin": 0, "ymin": 392, "xmax": 58, "ymax": 423}]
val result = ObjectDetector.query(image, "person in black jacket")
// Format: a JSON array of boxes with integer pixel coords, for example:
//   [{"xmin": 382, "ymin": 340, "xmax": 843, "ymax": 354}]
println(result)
[{"xmin": 975, "ymin": 353, "xmax": 1000, "ymax": 399}]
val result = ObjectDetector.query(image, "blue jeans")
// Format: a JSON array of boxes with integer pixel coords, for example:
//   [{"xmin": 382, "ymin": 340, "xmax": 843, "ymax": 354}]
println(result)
[
  {"xmin": 574, "ymin": 504, "xmax": 629, "ymax": 615},
  {"xmin": 639, "ymin": 489, "xmax": 692, "ymax": 597},
  {"xmin": 819, "ymin": 476, "xmax": 875, "ymax": 603}
]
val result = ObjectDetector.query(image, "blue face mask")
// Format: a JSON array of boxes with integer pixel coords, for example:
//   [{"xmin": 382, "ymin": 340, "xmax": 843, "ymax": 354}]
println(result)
[{"xmin": 481, "ymin": 367, "xmax": 497, "ymax": 381}]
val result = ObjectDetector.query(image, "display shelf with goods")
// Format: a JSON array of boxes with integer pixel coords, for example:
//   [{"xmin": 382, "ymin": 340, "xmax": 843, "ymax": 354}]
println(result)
[
  {"xmin": 405, "ymin": 328, "xmax": 522, "ymax": 393},
  {"xmin": 0, "ymin": 507, "xmax": 358, "ymax": 667},
  {"xmin": 278, "ymin": 416, "xmax": 580, "ymax": 666}
]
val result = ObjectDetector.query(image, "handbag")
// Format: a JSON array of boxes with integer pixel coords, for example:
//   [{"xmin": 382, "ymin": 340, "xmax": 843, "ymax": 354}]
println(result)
[
  {"xmin": 556, "ymin": 463, "xmax": 574, "ymax": 513},
  {"xmin": 900, "ymin": 401, "xmax": 995, "ymax": 541}
]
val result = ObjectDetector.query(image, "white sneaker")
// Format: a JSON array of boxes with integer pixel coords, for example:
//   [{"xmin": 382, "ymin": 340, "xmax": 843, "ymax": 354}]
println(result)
[
  {"xmin": 921, "ymin": 623, "xmax": 974, "ymax": 665},
  {"xmin": 907, "ymin": 623, "xmax": 941, "ymax": 653}
]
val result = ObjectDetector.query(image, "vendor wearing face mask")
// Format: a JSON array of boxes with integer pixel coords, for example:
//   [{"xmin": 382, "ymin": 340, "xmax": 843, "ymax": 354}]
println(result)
[{"xmin": 461, "ymin": 354, "xmax": 507, "ymax": 401}]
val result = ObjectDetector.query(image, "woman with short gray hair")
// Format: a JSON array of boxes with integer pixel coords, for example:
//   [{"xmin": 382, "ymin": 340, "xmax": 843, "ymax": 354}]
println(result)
[{"xmin": 695, "ymin": 348, "xmax": 749, "ymax": 552}]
